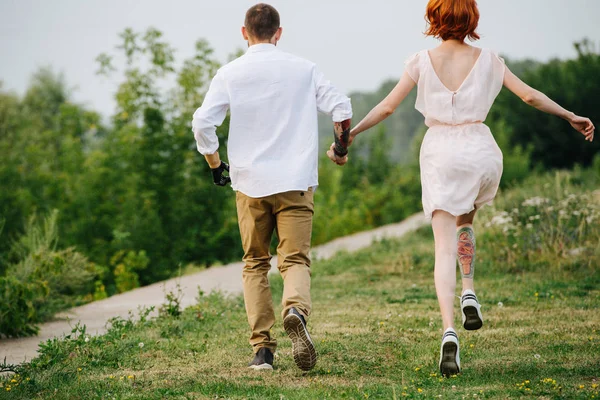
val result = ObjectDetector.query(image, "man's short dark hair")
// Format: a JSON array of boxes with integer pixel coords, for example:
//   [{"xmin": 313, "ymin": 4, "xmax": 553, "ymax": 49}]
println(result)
[{"xmin": 245, "ymin": 3, "xmax": 280, "ymax": 41}]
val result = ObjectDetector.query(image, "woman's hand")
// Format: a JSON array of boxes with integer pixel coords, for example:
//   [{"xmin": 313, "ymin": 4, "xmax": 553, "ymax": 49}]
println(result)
[
  {"xmin": 569, "ymin": 114, "xmax": 595, "ymax": 142},
  {"xmin": 327, "ymin": 143, "xmax": 348, "ymax": 166}
]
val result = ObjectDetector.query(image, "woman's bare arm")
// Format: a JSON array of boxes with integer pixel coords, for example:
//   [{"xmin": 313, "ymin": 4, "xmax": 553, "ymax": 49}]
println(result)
[
  {"xmin": 326, "ymin": 71, "xmax": 416, "ymax": 166},
  {"xmin": 350, "ymin": 71, "xmax": 416, "ymax": 140},
  {"xmin": 503, "ymin": 66, "xmax": 595, "ymax": 142}
]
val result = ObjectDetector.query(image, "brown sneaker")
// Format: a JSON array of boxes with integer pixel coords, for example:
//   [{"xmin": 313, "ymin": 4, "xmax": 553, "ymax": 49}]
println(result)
[{"xmin": 283, "ymin": 308, "xmax": 317, "ymax": 371}]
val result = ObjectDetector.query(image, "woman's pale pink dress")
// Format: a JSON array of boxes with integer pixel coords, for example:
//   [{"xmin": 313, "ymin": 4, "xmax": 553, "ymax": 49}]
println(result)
[{"xmin": 405, "ymin": 48, "xmax": 506, "ymax": 220}]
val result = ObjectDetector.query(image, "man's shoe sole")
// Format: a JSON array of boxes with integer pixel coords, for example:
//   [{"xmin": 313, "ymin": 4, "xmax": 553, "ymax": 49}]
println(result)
[
  {"xmin": 440, "ymin": 341, "xmax": 460, "ymax": 377},
  {"xmin": 248, "ymin": 363, "xmax": 273, "ymax": 371},
  {"xmin": 283, "ymin": 313, "xmax": 317, "ymax": 371}
]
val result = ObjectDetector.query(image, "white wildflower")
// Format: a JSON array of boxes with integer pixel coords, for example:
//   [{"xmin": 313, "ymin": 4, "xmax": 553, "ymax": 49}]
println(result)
[
  {"xmin": 491, "ymin": 214, "xmax": 513, "ymax": 226},
  {"xmin": 572, "ymin": 210, "xmax": 581, "ymax": 216},
  {"xmin": 534, "ymin": 354, "xmax": 541, "ymax": 359},
  {"xmin": 497, "ymin": 302, "xmax": 504, "ymax": 308},
  {"xmin": 526, "ymin": 223, "xmax": 533, "ymax": 229},
  {"xmin": 84, "ymin": 337, "xmax": 90, "ymax": 343},
  {"xmin": 522, "ymin": 197, "xmax": 550, "ymax": 207},
  {"xmin": 138, "ymin": 342, "xmax": 144, "ymax": 348},
  {"xmin": 569, "ymin": 248, "xmax": 585, "ymax": 256}
]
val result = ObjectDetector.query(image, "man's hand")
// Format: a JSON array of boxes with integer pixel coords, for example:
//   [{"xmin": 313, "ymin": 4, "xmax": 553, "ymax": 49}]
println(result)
[
  {"xmin": 333, "ymin": 119, "xmax": 352, "ymax": 157},
  {"xmin": 211, "ymin": 161, "xmax": 231, "ymax": 186},
  {"xmin": 327, "ymin": 143, "xmax": 348, "ymax": 166}
]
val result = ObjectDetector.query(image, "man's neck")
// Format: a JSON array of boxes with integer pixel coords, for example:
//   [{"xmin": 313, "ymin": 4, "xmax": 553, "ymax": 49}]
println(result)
[
  {"xmin": 247, "ymin": 37, "xmax": 277, "ymax": 47},
  {"xmin": 249, "ymin": 41, "xmax": 273, "ymax": 46}
]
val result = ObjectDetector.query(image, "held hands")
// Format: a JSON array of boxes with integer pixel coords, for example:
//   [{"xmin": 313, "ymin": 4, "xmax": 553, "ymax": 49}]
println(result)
[
  {"xmin": 569, "ymin": 114, "xmax": 595, "ymax": 142},
  {"xmin": 327, "ymin": 119, "xmax": 353, "ymax": 166},
  {"xmin": 327, "ymin": 143, "xmax": 348, "ymax": 166},
  {"xmin": 211, "ymin": 161, "xmax": 231, "ymax": 186}
]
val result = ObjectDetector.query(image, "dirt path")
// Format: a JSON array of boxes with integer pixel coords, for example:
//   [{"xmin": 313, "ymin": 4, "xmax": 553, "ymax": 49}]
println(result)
[{"xmin": 0, "ymin": 213, "xmax": 427, "ymax": 365}]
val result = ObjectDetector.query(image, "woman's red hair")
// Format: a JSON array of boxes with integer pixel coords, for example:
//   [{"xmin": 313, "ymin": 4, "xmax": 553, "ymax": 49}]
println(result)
[{"xmin": 425, "ymin": 0, "xmax": 480, "ymax": 42}]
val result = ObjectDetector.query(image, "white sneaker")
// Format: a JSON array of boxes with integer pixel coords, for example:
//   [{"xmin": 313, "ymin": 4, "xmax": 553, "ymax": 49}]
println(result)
[
  {"xmin": 461, "ymin": 289, "xmax": 483, "ymax": 330},
  {"xmin": 439, "ymin": 328, "xmax": 461, "ymax": 377}
]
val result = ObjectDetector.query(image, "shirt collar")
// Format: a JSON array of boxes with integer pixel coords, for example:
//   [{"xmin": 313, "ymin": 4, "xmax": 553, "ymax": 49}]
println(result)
[{"xmin": 246, "ymin": 43, "xmax": 277, "ymax": 54}]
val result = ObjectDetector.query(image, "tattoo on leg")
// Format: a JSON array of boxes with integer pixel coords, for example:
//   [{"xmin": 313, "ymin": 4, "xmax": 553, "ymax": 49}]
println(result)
[{"xmin": 457, "ymin": 226, "xmax": 476, "ymax": 279}]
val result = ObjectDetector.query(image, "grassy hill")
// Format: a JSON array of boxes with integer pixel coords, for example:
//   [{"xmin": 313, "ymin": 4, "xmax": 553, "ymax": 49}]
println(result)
[{"xmin": 2, "ymin": 168, "xmax": 599, "ymax": 399}]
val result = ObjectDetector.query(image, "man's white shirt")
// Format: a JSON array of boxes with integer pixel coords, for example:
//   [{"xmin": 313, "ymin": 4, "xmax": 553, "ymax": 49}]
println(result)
[{"xmin": 192, "ymin": 43, "xmax": 352, "ymax": 198}]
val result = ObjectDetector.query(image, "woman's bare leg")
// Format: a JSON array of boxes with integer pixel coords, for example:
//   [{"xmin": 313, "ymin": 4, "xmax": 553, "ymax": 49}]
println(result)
[
  {"xmin": 431, "ymin": 210, "xmax": 459, "ymax": 331},
  {"xmin": 456, "ymin": 209, "xmax": 477, "ymax": 293}
]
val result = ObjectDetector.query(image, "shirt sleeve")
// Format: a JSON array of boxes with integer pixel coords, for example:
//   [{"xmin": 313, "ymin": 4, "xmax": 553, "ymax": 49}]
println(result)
[
  {"xmin": 191, "ymin": 70, "xmax": 230, "ymax": 155},
  {"xmin": 404, "ymin": 52, "xmax": 421, "ymax": 84},
  {"xmin": 313, "ymin": 66, "xmax": 353, "ymax": 122}
]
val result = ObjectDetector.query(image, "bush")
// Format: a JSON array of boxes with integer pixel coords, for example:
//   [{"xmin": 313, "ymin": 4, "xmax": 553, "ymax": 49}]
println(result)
[
  {"xmin": 110, "ymin": 250, "xmax": 150, "ymax": 294},
  {"xmin": 476, "ymin": 169, "xmax": 600, "ymax": 274},
  {"xmin": 0, "ymin": 276, "xmax": 49, "ymax": 338},
  {"xmin": 8, "ymin": 247, "xmax": 95, "ymax": 321},
  {"xmin": 0, "ymin": 211, "xmax": 96, "ymax": 337}
]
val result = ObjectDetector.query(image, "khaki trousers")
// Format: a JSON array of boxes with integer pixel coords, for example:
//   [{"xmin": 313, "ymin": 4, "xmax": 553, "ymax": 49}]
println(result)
[{"xmin": 236, "ymin": 189, "xmax": 314, "ymax": 353}]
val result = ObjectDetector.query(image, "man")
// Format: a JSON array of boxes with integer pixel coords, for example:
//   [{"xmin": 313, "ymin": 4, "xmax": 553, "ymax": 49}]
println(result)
[{"xmin": 192, "ymin": 3, "xmax": 352, "ymax": 371}]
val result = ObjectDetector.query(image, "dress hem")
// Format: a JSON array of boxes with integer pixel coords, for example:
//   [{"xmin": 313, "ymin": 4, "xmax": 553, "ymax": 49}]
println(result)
[{"xmin": 423, "ymin": 199, "xmax": 493, "ymax": 221}]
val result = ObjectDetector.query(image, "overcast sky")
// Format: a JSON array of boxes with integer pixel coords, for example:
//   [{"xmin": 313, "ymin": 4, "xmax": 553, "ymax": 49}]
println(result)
[{"xmin": 1, "ymin": 0, "xmax": 599, "ymax": 117}]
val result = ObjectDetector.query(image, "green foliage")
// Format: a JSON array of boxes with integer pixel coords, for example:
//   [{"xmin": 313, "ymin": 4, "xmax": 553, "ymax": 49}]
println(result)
[
  {"xmin": 92, "ymin": 281, "xmax": 108, "ymax": 301},
  {"xmin": 82, "ymin": 27, "xmax": 238, "ymax": 284},
  {"xmin": 159, "ymin": 283, "xmax": 183, "ymax": 318},
  {"xmin": 110, "ymin": 250, "xmax": 149, "ymax": 294},
  {"xmin": 0, "ymin": 276, "xmax": 49, "ymax": 338},
  {"xmin": 0, "ymin": 211, "xmax": 95, "ymax": 337},
  {"xmin": 476, "ymin": 167, "xmax": 600, "ymax": 274}
]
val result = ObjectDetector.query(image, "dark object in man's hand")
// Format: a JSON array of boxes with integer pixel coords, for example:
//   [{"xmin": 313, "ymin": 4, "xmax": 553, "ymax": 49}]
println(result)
[
  {"xmin": 211, "ymin": 162, "xmax": 231, "ymax": 186},
  {"xmin": 333, "ymin": 119, "xmax": 351, "ymax": 157}
]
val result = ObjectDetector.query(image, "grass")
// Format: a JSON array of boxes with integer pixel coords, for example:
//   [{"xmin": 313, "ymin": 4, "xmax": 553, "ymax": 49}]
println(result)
[{"xmin": 2, "ymin": 169, "xmax": 600, "ymax": 399}]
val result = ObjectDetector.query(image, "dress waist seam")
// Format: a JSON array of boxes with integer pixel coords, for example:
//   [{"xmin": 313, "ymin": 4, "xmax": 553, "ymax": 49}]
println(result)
[{"xmin": 428, "ymin": 121, "xmax": 484, "ymax": 128}]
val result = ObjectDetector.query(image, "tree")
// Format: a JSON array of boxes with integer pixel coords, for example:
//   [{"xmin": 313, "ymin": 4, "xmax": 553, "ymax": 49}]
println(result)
[{"xmin": 93, "ymin": 28, "xmax": 239, "ymax": 283}]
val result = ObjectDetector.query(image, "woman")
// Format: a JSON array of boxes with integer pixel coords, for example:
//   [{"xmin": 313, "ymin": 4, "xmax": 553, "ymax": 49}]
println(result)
[{"xmin": 328, "ymin": 0, "xmax": 595, "ymax": 376}]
